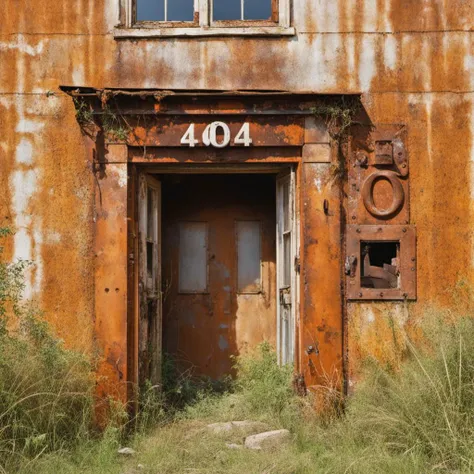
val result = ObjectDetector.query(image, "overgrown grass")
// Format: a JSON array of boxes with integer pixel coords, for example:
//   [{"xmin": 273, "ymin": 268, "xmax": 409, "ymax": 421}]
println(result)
[
  {"xmin": 0, "ymin": 228, "xmax": 96, "ymax": 472},
  {"xmin": 35, "ymin": 310, "xmax": 474, "ymax": 474},
  {"xmin": 6, "ymin": 225, "xmax": 474, "ymax": 473}
]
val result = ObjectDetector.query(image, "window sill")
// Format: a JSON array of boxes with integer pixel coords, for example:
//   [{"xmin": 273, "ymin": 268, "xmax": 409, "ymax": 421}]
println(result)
[{"xmin": 113, "ymin": 26, "xmax": 296, "ymax": 38}]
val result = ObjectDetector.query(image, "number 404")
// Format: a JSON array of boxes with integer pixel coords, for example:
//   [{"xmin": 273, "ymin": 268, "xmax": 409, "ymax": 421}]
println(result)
[{"xmin": 180, "ymin": 122, "xmax": 252, "ymax": 148}]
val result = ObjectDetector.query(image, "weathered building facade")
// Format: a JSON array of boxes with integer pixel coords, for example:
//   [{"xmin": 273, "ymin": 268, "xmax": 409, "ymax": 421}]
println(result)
[{"xmin": 1, "ymin": 0, "xmax": 473, "ymax": 410}]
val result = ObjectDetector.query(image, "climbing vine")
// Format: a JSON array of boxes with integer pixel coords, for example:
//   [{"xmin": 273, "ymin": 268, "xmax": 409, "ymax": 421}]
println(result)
[{"xmin": 311, "ymin": 97, "xmax": 361, "ymax": 183}]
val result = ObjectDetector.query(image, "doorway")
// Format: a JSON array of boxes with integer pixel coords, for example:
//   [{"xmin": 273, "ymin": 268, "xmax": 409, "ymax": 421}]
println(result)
[{"xmin": 136, "ymin": 168, "xmax": 298, "ymax": 385}]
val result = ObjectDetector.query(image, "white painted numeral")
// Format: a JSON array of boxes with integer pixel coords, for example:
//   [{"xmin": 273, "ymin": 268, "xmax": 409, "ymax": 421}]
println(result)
[
  {"xmin": 180, "ymin": 124, "xmax": 199, "ymax": 147},
  {"xmin": 180, "ymin": 122, "xmax": 252, "ymax": 147},
  {"xmin": 203, "ymin": 122, "xmax": 231, "ymax": 148},
  {"xmin": 234, "ymin": 123, "xmax": 252, "ymax": 147}
]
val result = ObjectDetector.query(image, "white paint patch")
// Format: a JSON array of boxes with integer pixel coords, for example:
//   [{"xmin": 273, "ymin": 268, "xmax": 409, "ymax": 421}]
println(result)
[
  {"xmin": 313, "ymin": 177, "xmax": 322, "ymax": 192},
  {"xmin": 383, "ymin": 35, "xmax": 397, "ymax": 71},
  {"xmin": 0, "ymin": 97, "xmax": 12, "ymax": 109},
  {"xmin": 16, "ymin": 119, "xmax": 44, "ymax": 133},
  {"xmin": 72, "ymin": 65, "xmax": 85, "ymax": 86},
  {"xmin": 358, "ymin": 36, "xmax": 376, "ymax": 92},
  {"xmin": 362, "ymin": 0, "xmax": 378, "ymax": 32},
  {"xmin": 117, "ymin": 166, "xmax": 128, "ymax": 188},
  {"xmin": 11, "ymin": 170, "xmax": 37, "ymax": 220},
  {"xmin": 465, "ymin": 55, "xmax": 474, "ymax": 90},
  {"xmin": 421, "ymin": 37, "xmax": 432, "ymax": 91},
  {"xmin": 317, "ymin": 0, "xmax": 339, "ymax": 32},
  {"xmin": 382, "ymin": 0, "xmax": 393, "ymax": 32},
  {"xmin": 16, "ymin": 138, "xmax": 33, "ymax": 165},
  {"xmin": 0, "ymin": 36, "xmax": 44, "ymax": 56},
  {"xmin": 292, "ymin": 35, "xmax": 341, "ymax": 91},
  {"xmin": 346, "ymin": 35, "xmax": 357, "ymax": 90},
  {"xmin": 104, "ymin": 0, "xmax": 119, "ymax": 29},
  {"xmin": 366, "ymin": 307, "xmax": 375, "ymax": 324},
  {"xmin": 13, "ymin": 229, "xmax": 32, "ymax": 263},
  {"xmin": 32, "ymin": 228, "xmax": 43, "ymax": 296}
]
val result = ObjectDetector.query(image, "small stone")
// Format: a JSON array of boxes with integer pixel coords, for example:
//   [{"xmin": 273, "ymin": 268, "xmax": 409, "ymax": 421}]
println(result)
[
  {"xmin": 206, "ymin": 420, "xmax": 268, "ymax": 434},
  {"xmin": 244, "ymin": 429, "xmax": 291, "ymax": 450},
  {"xmin": 137, "ymin": 465, "xmax": 145, "ymax": 470},
  {"xmin": 118, "ymin": 447, "xmax": 136, "ymax": 456},
  {"xmin": 226, "ymin": 443, "xmax": 244, "ymax": 450}
]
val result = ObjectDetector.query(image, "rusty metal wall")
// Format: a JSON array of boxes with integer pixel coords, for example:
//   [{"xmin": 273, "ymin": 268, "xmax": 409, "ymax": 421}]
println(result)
[{"xmin": 1, "ymin": 1, "xmax": 473, "ymax": 384}]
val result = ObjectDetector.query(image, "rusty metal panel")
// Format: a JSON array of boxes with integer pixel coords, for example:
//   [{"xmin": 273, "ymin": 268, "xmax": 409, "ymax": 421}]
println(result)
[
  {"xmin": 349, "ymin": 125, "xmax": 409, "ymax": 225},
  {"xmin": 126, "ymin": 115, "xmax": 304, "ymax": 147},
  {"xmin": 346, "ymin": 225, "xmax": 416, "ymax": 301},
  {"xmin": 129, "ymin": 146, "xmax": 301, "ymax": 164},
  {"xmin": 94, "ymin": 161, "xmax": 129, "ymax": 421},
  {"xmin": 301, "ymin": 162, "xmax": 343, "ymax": 399}
]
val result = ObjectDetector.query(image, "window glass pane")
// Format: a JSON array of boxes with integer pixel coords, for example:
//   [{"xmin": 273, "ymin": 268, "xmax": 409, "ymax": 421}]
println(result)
[
  {"xmin": 179, "ymin": 222, "xmax": 208, "ymax": 293},
  {"xmin": 213, "ymin": 0, "xmax": 241, "ymax": 20},
  {"xmin": 244, "ymin": 0, "xmax": 272, "ymax": 20},
  {"xmin": 236, "ymin": 221, "xmax": 261, "ymax": 293},
  {"xmin": 283, "ymin": 233, "xmax": 291, "ymax": 287},
  {"xmin": 168, "ymin": 0, "xmax": 194, "ymax": 21},
  {"xmin": 137, "ymin": 0, "xmax": 165, "ymax": 21}
]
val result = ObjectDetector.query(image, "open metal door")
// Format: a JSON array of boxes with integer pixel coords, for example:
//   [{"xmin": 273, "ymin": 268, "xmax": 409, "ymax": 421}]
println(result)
[
  {"xmin": 276, "ymin": 167, "xmax": 297, "ymax": 365},
  {"xmin": 138, "ymin": 173, "xmax": 162, "ymax": 387}
]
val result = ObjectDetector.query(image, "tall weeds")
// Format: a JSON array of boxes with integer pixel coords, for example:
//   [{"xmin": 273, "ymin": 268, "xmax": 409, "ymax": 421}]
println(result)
[
  {"xmin": 341, "ymin": 311, "xmax": 474, "ymax": 472},
  {"xmin": 0, "ymin": 228, "xmax": 94, "ymax": 472}
]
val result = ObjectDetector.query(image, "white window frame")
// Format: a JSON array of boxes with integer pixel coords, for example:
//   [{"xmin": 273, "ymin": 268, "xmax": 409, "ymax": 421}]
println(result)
[{"xmin": 114, "ymin": 0, "xmax": 294, "ymax": 38}]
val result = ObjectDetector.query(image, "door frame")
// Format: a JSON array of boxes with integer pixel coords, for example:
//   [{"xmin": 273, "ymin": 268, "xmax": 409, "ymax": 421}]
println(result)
[
  {"xmin": 129, "ymin": 162, "xmax": 301, "ymax": 391},
  {"xmin": 276, "ymin": 166, "xmax": 299, "ymax": 365}
]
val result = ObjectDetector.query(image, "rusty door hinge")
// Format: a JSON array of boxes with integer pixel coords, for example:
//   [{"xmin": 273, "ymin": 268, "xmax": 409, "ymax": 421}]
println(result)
[{"xmin": 294, "ymin": 256, "xmax": 300, "ymax": 274}]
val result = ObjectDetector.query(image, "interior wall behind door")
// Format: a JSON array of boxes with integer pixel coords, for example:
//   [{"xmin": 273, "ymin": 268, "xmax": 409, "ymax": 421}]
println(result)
[{"xmin": 161, "ymin": 174, "xmax": 276, "ymax": 380}]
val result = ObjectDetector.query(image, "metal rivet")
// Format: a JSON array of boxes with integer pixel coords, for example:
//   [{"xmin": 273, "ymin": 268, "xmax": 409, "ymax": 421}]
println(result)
[
  {"xmin": 402, "ymin": 163, "xmax": 407, "ymax": 168},
  {"xmin": 359, "ymin": 292, "xmax": 363, "ymax": 297},
  {"xmin": 403, "ymin": 292, "xmax": 408, "ymax": 298},
  {"xmin": 380, "ymin": 292, "xmax": 384, "ymax": 297},
  {"xmin": 411, "ymin": 267, "xmax": 415, "ymax": 271},
  {"xmin": 356, "ymin": 228, "xmax": 361, "ymax": 233},
  {"xmin": 378, "ymin": 227, "xmax": 382, "ymax": 232},
  {"xmin": 352, "ymin": 216, "xmax": 356, "ymax": 220},
  {"xmin": 403, "ymin": 228, "xmax": 407, "ymax": 233},
  {"xmin": 411, "ymin": 257, "xmax": 415, "ymax": 262}
]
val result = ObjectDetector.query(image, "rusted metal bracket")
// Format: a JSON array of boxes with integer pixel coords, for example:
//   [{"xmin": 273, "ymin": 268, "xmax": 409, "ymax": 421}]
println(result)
[{"xmin": 349, "ymin": 124, "xmax": 409, "ymax": 225}]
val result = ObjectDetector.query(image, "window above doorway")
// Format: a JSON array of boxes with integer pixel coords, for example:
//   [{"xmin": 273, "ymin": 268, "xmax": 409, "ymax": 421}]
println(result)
[{"xmin": 114, "ymin": 0, "xmax": 294, "ymax": 38}]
